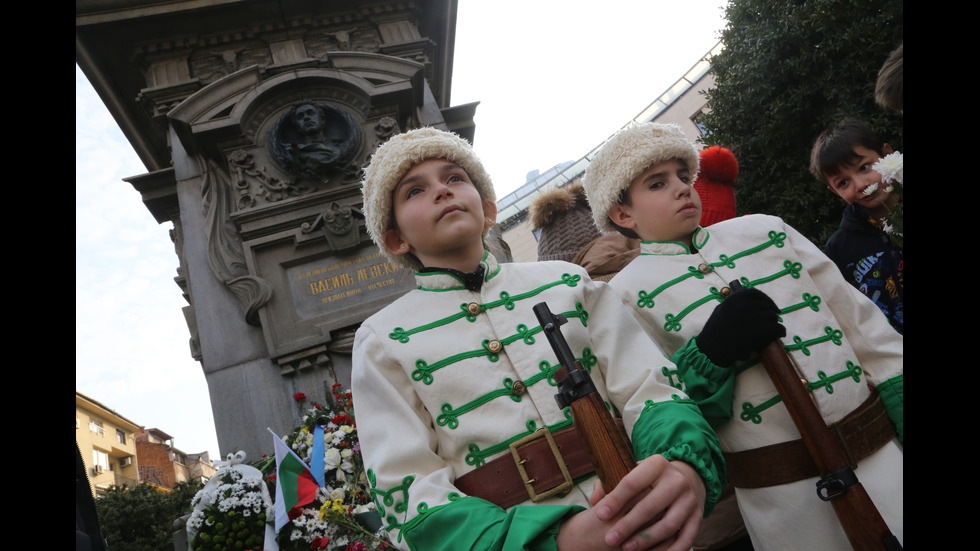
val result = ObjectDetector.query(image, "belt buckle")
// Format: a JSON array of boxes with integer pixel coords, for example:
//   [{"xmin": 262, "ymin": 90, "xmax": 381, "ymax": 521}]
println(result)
[{"xmin": 509, "ymin": 427, "xmax": 573, "ymax": 503}]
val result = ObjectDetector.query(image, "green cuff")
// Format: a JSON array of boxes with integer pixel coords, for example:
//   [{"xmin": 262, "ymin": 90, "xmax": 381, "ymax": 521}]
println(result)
[
  {"xmin": 630, "ymin": 399, "xmax": 726, "ymax": 517},
  {"xmin": 673, "ymin": 337, "xmax": 736, "ymax": 427},
  {"xmin": 876, "ymin": 374, "xmax": 903, "ymax": 444},
  {"xmin": 402, "ymin": 496, "xmax": 584, "ymax": 551}
]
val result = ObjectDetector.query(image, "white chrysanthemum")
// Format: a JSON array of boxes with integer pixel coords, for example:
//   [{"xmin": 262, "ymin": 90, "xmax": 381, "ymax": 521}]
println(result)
[
  {"xmin": 353, "ymin": 502, "xmax": 376, "ymax": 514},
  {"xmin": 863, "ymin": 182, "xmax": 879, "ymax": 196},
  {"xmin": 873, "ymin": 151, "xmax": 903, "ymax": 185}
]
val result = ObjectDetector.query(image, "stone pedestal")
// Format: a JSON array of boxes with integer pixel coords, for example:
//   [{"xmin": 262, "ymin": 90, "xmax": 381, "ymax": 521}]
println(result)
[{"xmin": 77, "ymin": 0, "xmax": 478, "ymax": 458}]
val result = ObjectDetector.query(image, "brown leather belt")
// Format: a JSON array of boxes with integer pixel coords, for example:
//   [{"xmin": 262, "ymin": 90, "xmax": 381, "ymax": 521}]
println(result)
[
  {"xmin": 724, "ymin": 393, "xmax": 896, "ymax": 489},
  {"xmin": 455, "ymin": 419, "xmax": 628, "ymax": 509}
]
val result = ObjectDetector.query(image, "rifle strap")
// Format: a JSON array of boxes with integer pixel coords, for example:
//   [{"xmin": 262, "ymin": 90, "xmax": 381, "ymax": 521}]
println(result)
[
  {"xmin": 724, "ymin": 392, "xmax": 895, "ymax": 488},
  {"xmin": 455, "ymin": 418, "xmax": 628, "ymax": 509}
]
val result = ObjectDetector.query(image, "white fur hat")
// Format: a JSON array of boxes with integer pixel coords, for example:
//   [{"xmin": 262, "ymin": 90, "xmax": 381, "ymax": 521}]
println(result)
[
  {"xmin": 361, "ymin": 127, "xmax": 496, "ymax": 268},
  {"xmin": 582, "ymin": 123, "xmax": 700, "ymax": 232}
]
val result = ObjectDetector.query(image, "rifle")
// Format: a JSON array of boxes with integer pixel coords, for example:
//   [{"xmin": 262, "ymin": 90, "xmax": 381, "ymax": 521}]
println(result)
[
  {"xmin": 533, "ymin": 302, "xmax": 636, "ymax": 491},
  {"xmin": 728, "ymin": 281, "xmax": 901, "ymax": 551}
]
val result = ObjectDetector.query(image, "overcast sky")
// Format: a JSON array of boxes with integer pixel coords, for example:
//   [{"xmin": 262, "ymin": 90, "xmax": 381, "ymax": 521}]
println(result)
[{"xmin": 75, "ymin": 0, "xmax": 729, "ymax": 460}]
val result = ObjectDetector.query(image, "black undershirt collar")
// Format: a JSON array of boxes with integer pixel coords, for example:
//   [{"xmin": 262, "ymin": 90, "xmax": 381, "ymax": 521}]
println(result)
[{"xmin": 419, "ymin": 264, "xmax": 486, "ymax": 291}]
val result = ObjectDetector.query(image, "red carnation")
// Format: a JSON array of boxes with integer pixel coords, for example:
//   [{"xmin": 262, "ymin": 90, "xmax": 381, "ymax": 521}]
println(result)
[{"xmin": 294, "ymin": 392, "xmax": 307, "ymax": 402}]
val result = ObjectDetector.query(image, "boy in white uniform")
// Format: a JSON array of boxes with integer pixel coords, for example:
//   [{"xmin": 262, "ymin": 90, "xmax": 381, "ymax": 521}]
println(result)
[
  {"xmin": 353, "ymin": 127, "xmax": 726, "ymax": 550},
  {"xmin": 582, "ymin": 123, "xmax": 903, "ymax": 550}
]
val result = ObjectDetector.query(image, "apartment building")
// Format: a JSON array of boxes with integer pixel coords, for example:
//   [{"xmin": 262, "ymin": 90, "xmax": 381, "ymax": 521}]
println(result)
[{"xmin": 75, "ymin": 391, "xmax": 142, "ymax": 496}]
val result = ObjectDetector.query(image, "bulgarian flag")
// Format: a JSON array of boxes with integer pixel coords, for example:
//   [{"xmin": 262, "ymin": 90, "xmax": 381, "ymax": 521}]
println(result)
[{"xmin": 271, "ymin": 430, "xmax": 320, "ymax": 533}]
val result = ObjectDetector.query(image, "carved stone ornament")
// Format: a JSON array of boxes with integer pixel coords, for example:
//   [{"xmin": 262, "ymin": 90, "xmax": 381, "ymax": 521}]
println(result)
[
  {"xmin": 201, "ymin": 155, "xmax": 274, "ymax": 326},
  {"xmin": 301, "ymin": 202, "xmax": 361, "ymax": 252},
  {"xmin": 267, "ymin": 100, "xmax": 361, "ymax": 180},
  {"xmin": 227, "ymin": 148, "xmax": 312, "ymax": 209}
]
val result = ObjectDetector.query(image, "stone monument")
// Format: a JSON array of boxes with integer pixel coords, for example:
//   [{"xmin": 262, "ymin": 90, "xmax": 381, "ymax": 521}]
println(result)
[{"xmin": 76, "ymin": 0, "xmax": 484, "ymax": 458}]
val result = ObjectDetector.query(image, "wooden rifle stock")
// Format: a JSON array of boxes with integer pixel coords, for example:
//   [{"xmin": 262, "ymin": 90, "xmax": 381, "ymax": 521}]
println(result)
[
  {"xmin": 730, "ymin": 282, "xmax": 901, "ymax": 550},
  {"xmin": 533, "ymin": 302, "xmax": 636, "ymax": 491}
]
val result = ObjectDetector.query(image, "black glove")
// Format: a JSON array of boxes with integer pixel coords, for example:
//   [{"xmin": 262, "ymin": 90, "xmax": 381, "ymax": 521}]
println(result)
[{"xmin": 697, "ymin": 287, "xmax": 786, "ymax": 367}]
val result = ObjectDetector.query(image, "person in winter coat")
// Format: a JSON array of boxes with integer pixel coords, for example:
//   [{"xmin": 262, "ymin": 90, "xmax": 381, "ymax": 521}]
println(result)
[
  {"xmin": 811, "ymin": 118, "xmax": 903, "ymax": 334},
  {"xmin": 529, "ymin": 179, "xmax": 639, "ymax": 282}
]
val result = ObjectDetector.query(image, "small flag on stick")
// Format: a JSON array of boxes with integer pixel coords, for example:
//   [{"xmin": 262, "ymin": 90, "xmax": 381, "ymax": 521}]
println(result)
[{"xmin": 269, "ymin": 429, "xmax": 320, "ymax": 533}]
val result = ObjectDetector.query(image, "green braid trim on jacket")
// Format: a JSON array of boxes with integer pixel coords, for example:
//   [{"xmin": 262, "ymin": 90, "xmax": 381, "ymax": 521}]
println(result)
[
  {"xmin": 400, "ymin": 495, "xmax": 584, "ymax": 551},
  {"xmin": 785, "ymin": 326, "xmax": 844, "ymax": 356},
  {"xmin": 367, "ymin": 469, "xmax": 415, "ymax": 540},
  {"xmin": 631, "ymin": 397, "xmax": 726, "ymax": 516},
  {"xmin": 780, "ymin": 292, "xmax": 822, "ymax": 316},
  {"xmin": 738, "ymin": 357, "xmax": 864, "ymax": 424},
  {"xmin": 436, "ymin": 346, "xmax": 595, "ymax": 430},
  {"xmin": 654, "ymin": 263, "xmax": 805, "ymax": 333},
  {"xmin": 465, "ymin": 411, "xmax": 574, "ymax": 467},
  {"xmin": 410, "ymin": 306, "xmax": 589, "ymax": 385},
  {"xmin": 875, "ymin": 374, "xmax": 903, "ymax": 444},
  {"xmin": 636, "ymin": 230, "xmax": 787, "ymax": 309},
  {"xmin": 390, "ymin": 274, "xmax": 582, "ymax": 342}
]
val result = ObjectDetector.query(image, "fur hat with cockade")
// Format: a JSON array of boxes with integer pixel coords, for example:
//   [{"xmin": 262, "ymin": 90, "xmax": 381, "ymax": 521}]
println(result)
[
  {"xmin": 360, "ymin": 127, "xmax": 496, "ymax": 268},
  {"xmin": 582, "ymin": 122, "xmax": 700, "ymax": 233}
]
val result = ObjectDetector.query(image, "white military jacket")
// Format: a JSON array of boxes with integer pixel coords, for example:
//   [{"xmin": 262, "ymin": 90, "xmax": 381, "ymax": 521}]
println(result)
[
  {"xmin": 352, "ymin": 252, "xmax": 723, "ymax": 550},
  {"xmin": 610, "ymin": 214, "xmax": 903, "ymax": 550}
]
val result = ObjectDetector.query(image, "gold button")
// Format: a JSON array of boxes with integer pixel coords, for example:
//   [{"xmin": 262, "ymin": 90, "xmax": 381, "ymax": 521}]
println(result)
[
  {"xmin": 720, "ymin": 286, "xmax": 732, "ymax": 298},
  {"xmin": 698, "ymin": 263, "xmax": 712, "ymax": 274},
  {"xmin": 487, "ymin": 339, "xmax": 502, "ymax": 353},
  {"xmin": 512, "ymin": 380, "xmax": 526, "ymax": 396},
  {"xmin": 466, "ymin": 302, "xmax": 481, "ymax": 316}
]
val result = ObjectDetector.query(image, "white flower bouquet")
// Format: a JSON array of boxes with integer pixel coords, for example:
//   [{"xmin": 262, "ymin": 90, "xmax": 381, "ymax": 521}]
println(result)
[{"xmin": 868, "ymin": 151, "xmax": 903, "ymax": 247}]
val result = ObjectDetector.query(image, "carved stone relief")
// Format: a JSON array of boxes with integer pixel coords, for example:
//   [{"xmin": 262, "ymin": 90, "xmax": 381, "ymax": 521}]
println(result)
[
  {"xmin": 301, "ymin": 202, "xmax": 361, "ymax": 253},
  {"xmin": 267, "ymin": 100, "xmax": 362, "ymax": 181},
  {"xmin": 201, "ymin": 155, "xmax": 274, "ymax": 326},
  {"xmin": 227, "ymin": 148, "xmax": 312, "ymax": 210},
  {"xmin": 189, "ymin": 42, "xmax": 273, "ymax": 85}
]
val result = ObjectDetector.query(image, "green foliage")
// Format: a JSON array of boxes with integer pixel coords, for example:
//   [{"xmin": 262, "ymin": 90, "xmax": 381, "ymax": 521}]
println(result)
[
  {"xmin": 95, "ymin": 480, "xmax": 205, "ymax": 551},
  {"xmin": 700, "ymin": 0, "xmax": 903, "ymax": 245}
]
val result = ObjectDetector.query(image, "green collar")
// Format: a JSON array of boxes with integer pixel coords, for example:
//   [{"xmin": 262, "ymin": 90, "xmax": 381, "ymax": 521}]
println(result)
[{"xmin": 639, "ymin": 227, "xmax": 708, "ymax": 255}]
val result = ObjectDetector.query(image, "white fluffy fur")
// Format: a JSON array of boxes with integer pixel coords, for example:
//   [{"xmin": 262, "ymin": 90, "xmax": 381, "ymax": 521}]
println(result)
[
  {"xmin": 582, "ymin": 123, "xmax": 700, "ymax": 233},
  {"xmin": 361, "ymin": 127, "xmax": 496, "ymax": 268}
]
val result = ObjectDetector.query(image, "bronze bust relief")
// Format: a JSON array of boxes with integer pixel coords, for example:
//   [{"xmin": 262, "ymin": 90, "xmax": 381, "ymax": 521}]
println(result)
[{"xmin": 268, "ymin": 100, "xmax": 361, "ymax": 179}]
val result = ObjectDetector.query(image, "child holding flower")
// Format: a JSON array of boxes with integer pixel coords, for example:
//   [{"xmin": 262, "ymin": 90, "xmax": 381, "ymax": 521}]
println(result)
[{"xmin": 810, "ymin": 118, "xmax": 903, "ymax": 334}]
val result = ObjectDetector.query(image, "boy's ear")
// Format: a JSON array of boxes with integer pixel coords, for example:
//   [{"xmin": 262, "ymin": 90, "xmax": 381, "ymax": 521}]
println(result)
[
  {"xmin": 882, "ymin": 143, "xmax": 894, "ymax": 155},
  {"xmin": 381, "ymin": 228, "xmax": 411, "ymax": 256},
  {"xmin": 482, "ymin": 198, "xmax": 498, "ymax": 227},
  {"xmin": 607, "ymin": 202, "xmax": 637, "ymax": 230}
]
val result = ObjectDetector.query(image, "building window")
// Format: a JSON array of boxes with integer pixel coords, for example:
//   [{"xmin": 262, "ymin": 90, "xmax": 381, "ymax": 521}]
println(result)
[
  {"xmin": 93, "ymin": 449, "xmax": 109, "ymax": 474},
  {"xmin": 692, "ymin": 109, "xmax": 709, "ymax": 137},
  {"xmin": 116, "ymin": 429, "xmax": 126, "ymax": 444},
  {"xmin": 89, "ymin": 419, "xmax": 105, "ymax": 437}
]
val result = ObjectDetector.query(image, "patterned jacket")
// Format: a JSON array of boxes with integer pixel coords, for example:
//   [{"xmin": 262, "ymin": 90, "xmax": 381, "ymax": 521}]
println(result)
[
  {"xmin": 352, "ymin": 251, "xmax": 724, "ymax": 550},
  {"xmin": 824, "ymin": 203, "xmax": 904, "ymax": 334},
  {"xmin": 609, "ymin": 214, "xmax": 903, "ymax": 550}
]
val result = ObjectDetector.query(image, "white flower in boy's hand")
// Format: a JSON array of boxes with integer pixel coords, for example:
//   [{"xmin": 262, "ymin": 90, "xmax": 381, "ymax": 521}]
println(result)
[
  {"xmin": 863, "ymin": 182, "xmax": 879, "ymax": 196},
  {"xmin": 872, "ymin": 151, "xmax": 903, "ymax": 185}
]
